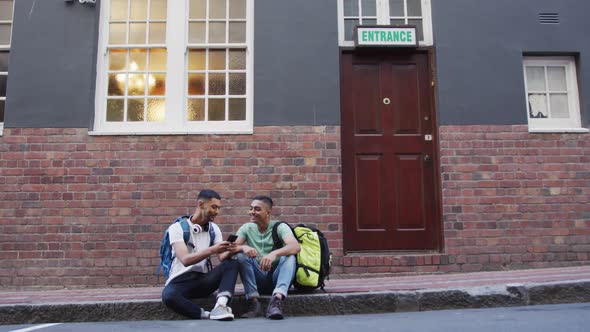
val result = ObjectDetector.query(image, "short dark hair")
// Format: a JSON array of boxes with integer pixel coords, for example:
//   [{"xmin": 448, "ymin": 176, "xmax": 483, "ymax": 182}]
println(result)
[
  {"xmin": 252, "ymin": 195, "xmax": 273, "ymax": 209},
  {"xmin": 197, "ymin": 189, "xmax": 221, "ymax": 202}
]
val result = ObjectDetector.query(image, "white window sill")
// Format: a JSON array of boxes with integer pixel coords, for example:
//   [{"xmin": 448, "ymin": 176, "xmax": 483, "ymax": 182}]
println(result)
[
  {"xmin": 528, "ymin": 128, "xmax": 589, "ymax": 133},
  {"xmin": 0, "ymin": 123, "xmax": 3, "ymax": 136},
  {"xmin": 88, "ymin": 129, "xmax": 254, "ymax": 136}
]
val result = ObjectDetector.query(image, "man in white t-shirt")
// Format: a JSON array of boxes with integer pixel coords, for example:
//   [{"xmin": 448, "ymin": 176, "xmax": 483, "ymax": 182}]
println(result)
[{"xmin": 161, "ymin": 189, "xmax": 238, "ymax": 321}]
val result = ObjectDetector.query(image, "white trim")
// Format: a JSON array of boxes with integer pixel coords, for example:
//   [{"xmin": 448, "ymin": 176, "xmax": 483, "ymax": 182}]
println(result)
[
  {"xmin": 94, "ymin": 0, "xmax": 253, "ymax": 135},
  {"xmin": 0, "ymin": 122, "xmax": 3, "ymax": 136},
  {"xmin": 338, "ymin": 0, "xmax": 433, "ymax": 47},
  {"xmin": 523, "ymin": 56, "xmax": 585, "ymax": 132}
]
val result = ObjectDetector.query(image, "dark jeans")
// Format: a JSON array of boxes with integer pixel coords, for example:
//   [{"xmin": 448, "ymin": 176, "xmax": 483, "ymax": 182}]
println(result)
[{"xmin": 161, "ymin": 258, "xmax": 239, "ymax": 319}]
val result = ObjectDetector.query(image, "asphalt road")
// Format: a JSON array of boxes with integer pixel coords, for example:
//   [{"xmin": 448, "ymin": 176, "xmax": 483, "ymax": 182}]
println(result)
[{"xmin": 1, "ymin": 303, "xmax": 589, "ymax": 332}]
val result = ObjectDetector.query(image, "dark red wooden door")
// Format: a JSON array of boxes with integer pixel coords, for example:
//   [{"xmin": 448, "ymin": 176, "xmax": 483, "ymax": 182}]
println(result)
[{"xmin": 341, "ymin": 51, "xmax": 439, "ymax": 251}]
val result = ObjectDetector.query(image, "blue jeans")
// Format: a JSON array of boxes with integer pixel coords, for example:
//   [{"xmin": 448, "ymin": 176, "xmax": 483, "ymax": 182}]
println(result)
[
  {"xmin": 236, "ymin": 252, "xmax": 296, "ymax": 299},
  {"xmin": 161, "ymin": 259, "xmax": 239, "ymax": 319}
]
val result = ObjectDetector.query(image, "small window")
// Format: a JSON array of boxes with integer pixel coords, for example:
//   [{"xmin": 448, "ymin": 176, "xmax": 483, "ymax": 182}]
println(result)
[
  {"xmin": 523, "ymin": 57, "xmax": 586, "ymax": 133},
  {"xmin": 338, "ymin": 0, "xmax": 433, "ymax": 46},
  {"xmin": 0, "ymin": 0, "xmax": 15, "ymax": 135}
]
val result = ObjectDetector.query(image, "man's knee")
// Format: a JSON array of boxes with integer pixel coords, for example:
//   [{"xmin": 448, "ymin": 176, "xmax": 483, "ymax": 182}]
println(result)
[
  {"xmin": 235, "ymin": 252, "xmax": 250, "ymax": 265},
  {"xmin": 279, "ymin": 255, "xmax": 296, "ymax": 266},
  {"xmin": 161, "ymin": 286, "xmax": 178, "ymax": 307}
]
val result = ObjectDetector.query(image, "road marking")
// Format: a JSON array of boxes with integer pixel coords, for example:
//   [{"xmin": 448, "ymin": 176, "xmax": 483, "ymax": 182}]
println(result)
[{"xmin": 10, "ymin": 323, "xmax": 62, "ymax": 332}]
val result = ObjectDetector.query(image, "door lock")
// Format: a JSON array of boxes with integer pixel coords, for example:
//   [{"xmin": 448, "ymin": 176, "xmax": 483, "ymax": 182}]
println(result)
[
  {"xmin": 424, "ymin": 154, "xmax": 431, "ymax": 162},
  {"xmin": 383, "ymin": 98, "xmax": 390, "ymax": 105}
]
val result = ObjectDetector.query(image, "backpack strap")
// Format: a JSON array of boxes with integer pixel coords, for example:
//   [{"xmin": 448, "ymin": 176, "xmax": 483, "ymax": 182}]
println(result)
[
  {"xmin": 206, "ymin": 222, "xmax": 216, "ymax": 271},
  {"xmin": 179, "ymin": 217, "xmax": 192, "ymax": 248},
  {"xmin": 271, "ymin": 221, "xmax": 288, "ymax": 251}
]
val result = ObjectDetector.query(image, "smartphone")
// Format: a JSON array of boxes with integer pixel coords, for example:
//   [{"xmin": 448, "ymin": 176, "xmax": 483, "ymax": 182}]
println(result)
[{"xmin": 227, "ymin": 234, "xmax": 238, "ymax": 243}]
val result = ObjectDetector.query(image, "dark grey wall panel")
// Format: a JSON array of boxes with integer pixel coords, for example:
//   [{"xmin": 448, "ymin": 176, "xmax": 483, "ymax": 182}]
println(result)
[
  {"xmin": 5, "ymin": 0, "xmax": 99, "ymax": 128},
  {"xmin": 433, "ymin": 0, "xmax": 590, "ymax": 126},
  {"xmin": 253, "ymin": 0, "xmax": 340, "ymax": 126}
]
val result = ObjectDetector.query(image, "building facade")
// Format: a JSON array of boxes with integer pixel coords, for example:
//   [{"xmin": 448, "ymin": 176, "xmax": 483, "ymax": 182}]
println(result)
[{"xmin": 0, "ymin": 0, "xmax": 589, "ymax": 289}]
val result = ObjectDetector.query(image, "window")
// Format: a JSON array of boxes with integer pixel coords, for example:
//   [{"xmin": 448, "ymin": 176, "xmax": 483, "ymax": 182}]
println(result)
[
  {"xmin": 338, "ymin": 0, "xmax": 433, "ymax": 46},
  {"xmin": 523, "ymin": 57, "xmax": 587, "ymax": 133},
  {"xmin": 94, "ymin": 0, "xmax": 253, "ymax": 135},
  {"xmin": 0, "ymin": 0, "xmax": 14, "ymax": 135}
]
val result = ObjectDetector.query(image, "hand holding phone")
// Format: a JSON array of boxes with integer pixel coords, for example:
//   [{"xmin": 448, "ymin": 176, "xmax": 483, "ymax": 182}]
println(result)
[{"xmin": 227, "ymin": 234, "xmax": 238, "ymax": 243}]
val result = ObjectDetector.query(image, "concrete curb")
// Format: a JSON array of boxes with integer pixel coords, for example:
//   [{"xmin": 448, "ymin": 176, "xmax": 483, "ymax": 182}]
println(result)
[{"xmin": 1, "ymin": 280, "xmax": 589, "ymax": 325}]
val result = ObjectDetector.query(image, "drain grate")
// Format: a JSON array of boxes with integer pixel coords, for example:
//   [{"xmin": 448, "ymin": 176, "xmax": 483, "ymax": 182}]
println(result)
[{"xmin": 538, "ymin": 12, "xmax": 559, "ymax": 24}]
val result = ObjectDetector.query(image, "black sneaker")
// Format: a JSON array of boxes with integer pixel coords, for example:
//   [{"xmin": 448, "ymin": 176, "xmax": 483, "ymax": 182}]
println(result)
[
  {"xmin": 241, "ymin": 299, "xmax": 262, "ymax": 318},
  {"xmin": 265, "ymin": 296, "xmax": 284, "ymax": 320}
]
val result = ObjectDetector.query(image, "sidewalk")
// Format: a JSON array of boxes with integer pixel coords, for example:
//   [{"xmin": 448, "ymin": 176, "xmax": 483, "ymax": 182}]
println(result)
[{"xmin": 1, "ymin": 266, "xmax": 589, "ymax": 325}]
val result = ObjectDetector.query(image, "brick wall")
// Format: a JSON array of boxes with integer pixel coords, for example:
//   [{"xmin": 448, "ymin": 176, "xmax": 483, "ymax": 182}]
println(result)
[
  {"xmin": 1, "ymin": 125, "xmax": 589, "ymax": 289},
  {"xmin": 0, "ymin": 127, "xmax": 342, "ymax": 289}
]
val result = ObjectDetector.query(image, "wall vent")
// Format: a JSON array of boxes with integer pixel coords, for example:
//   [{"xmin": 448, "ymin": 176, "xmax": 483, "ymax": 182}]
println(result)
[{"xmin": 539, "ymin": 13, "xmax": 559, "ymax": 24}]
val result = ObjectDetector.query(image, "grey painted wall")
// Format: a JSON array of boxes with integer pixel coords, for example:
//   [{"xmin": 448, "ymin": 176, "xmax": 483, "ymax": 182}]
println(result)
[
  {"xmin": 5, "ymin": 0, "xmax": 99, "ymax": 128},
  {"xmin": 253, "ymin": 0, "xmax": 341, "ymax": 125},
  {"xmin": 5, "ymin": 0, "xmax": 341, "ymax": 128},
  {"xmin": 433, "ymin": 0, "xmax": 590, "ymax": 126}
]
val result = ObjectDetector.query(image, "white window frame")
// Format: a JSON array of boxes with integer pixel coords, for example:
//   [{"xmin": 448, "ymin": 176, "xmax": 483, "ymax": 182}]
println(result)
[
  {"xmin": 522, "ymin": 56, "xmax": 587, "ymax": 133},
  {"xmin": 92, "ymin": 0, "xmax": 254, "ymax": 135},
  {"xmin": 337, "ymin": 0, "xmax": 433, "ymax": 47},
  {"xmin": 0, "ymin": 0, "xmax": 15, "ymax": 136}
]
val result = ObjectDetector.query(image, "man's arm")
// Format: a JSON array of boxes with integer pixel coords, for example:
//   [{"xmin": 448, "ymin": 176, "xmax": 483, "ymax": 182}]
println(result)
[
  {"xmin": 225, "ymin": 236, "xmax": 258, "ymax": 258},
  {"xmin": 259, "ymin": 235, "xmax": 300, "ymax": 271},
  {"xmin": 173, "ymin": 241, "xmax": 230, "ymax": 267}
]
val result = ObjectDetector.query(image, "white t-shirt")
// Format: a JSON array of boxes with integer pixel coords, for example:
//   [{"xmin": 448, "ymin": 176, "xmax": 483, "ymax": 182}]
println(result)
[{"xmin": 165, "ymin": 219, "xmax": 222, "ymax": 285}]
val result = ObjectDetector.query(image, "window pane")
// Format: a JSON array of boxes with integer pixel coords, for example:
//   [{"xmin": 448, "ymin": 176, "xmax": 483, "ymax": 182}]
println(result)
[
  {"xmin": 147, "ymin": 98, "xmax": 165, "ymax": 121},
  {"xmin": 108, "ymin": 74, "xmax": 125, "ymax": 96},
  {"xmin": 189, "ymin": 50, "xmax": 206, "ymax": 70},
  {"xmin": 229, "ymin": 98, "xmax": 246, "ymax": 120},
  {"xmin": 550, "ymin": 94, "xmax": 569, "ymax": 118},
  {"xmin": 109, "ymin": 50, "xmax": 127, "ymax": 71},
  {"xmin": 209, "ymin": 73, "xmax": 226, "ymax": 95},
  {"xmin": 344, "ymin": 0, "xmax": 359, "ymax": 16},
  {"xmin": 408, "ymin": 19, "xmax": 423, "ymax": 41},
  {"xmin": 361, "ymin": 0, "xmax": 376, "ymax": 16},
  {"xmin": 190, "ymin": 0, "xmax": 207, "ymax": 19},
  {"xmin": 0, "ymin": 51, "xmax": 9, "ymax": 71},
  {"xmin": 148, "ymin": 74, "xmax": 166, "ymax": 96},
  {"xmin": 129, "ymin": 49, "xmax": 147, "ymax": 71},
  {"xmin": 0, "ymin": 24, "xmax": 10, "ymax": 45},
  {"xmin": 547, "ymin": 67, "xmax": 567, "ymax": 91},
  {"xmin": 229, "ymin": 73, "xmax": 245, "ymax": 95},
  {"xmin": 106, "ymin": 99, "xmax": 124, "ymax": 121},
  {"xmin": 149, "ymin": 49, "xmax": 167, "ymax": 71},
  {"xmin": 209, "ymin": 22, "xmax": 226, "ymax": 43},
  {"xmin": 149, "ymin": 22, "xmax": 166, "ymax": 44},
  {"xmin": 187, "ymin": 98, "xmax": 205, "ymax": 121},
  {"xmin": 128, "ymin": 74, "xmax": 147, "ymax": 95},
  {"xmin": 127, "ymin": 99, "xmax": 145, "ymax": 121},
  {"xmin": 407, "ymin": 0, "xmax": 422, "ymax": 16},
  {"xmin": 526, "ymin": 66, "xmax": 546, "ymax": 91},
  {"xmin": 110, "ymin": 0, "xmax": 128, "ymax": 20},
  {"xmin": 208, "ymin": 99, "xmax": 225, "ymax": 120},
  {"xmin": 130, "ymin": 0, "xmax": 148, "ymax": 20},
  {"xmin": 0, "ymin": 75, "xmax": 6, "ymax": 96},
  {"xmin": 209, "ymin": 49, "xmax": 226, "ymax": 70},
  {"xmin": 229, "ymin": 50, "xmax": 245, "ymax": 69},
  {"xmin": 229, "ymin": 0, "xmax": 246, "ymax": 19},
  {"xmin": 189, "ymin": 23, "xmax": 206, "ymax": 43},
  {"xmin": 344, "ymin": 19, "xmax": 358, "ymax": 40},
  {"xmin": 150, "ymin": 0, "xmax": 167, "ymax": 20},
  {"xmin": 109, "ymin": 23, "xmax": 126, "ymax": 45},
  {"xmin": 362, "ymin": 19, "xmax": 377, "ymax": 26},
  {"xmin": 528, "ymin": 93, "xmax": 548, "ymax": 118},
  {"xmin": 129, "ymin": 23, "xmax": 147, "ymax": 44},
  {"xmin": 0, "ymin": 0, "xmax": 14, "ymax": 21},
  {"xmin": 188, "ymin": 74, "xmax": 205, "ymax": 95},
  {"xmin": 391, "ymin": 19, "xmax": 405, "ymax": 25},
  {"xmin": 0, "ymin": 99, "xmax": 4, "ymax": 122},
  {"xmin": 390, "ymin": 0, "xmax": 405, "ymax": 16},
  {"xmin": 210, "ymin": 0, "xmax": 227, "ymax": 19},
  {"xmin": 229, "ymin": 22, "xmax": 246, "ymax": 43}
]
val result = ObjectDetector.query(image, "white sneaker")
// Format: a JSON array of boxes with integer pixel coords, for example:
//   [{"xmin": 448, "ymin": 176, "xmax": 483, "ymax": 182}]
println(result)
[
  {"xmin": 210, "ymin": 304, "xmax": 234, "ymax": 321},
  {"xmin": 201, "ymin": 310, "xmax": 210, "ymax": 320}
]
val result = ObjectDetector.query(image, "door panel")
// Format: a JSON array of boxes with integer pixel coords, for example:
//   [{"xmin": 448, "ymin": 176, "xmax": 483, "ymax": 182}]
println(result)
[{"xmin": 341, "ymin": 51, "xmax": 439, "ymax": 251}]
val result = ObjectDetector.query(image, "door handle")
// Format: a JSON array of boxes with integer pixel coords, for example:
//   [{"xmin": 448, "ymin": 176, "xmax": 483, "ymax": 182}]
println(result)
[{"xmin": 423, "ymin": 154, "xmax": 431, "ymax": 162}]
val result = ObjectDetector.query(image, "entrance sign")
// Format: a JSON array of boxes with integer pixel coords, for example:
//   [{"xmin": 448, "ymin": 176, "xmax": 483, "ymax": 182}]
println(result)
[{"xmin": 355, "ymin": 26, "xmax": 418, "ymax": 47}]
